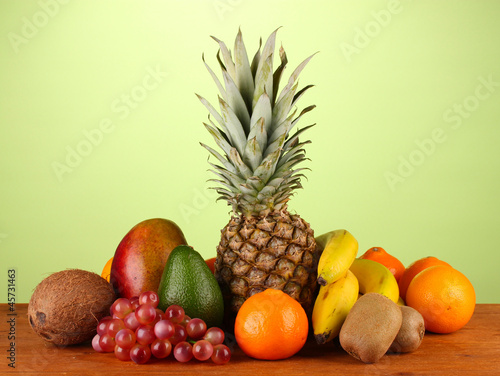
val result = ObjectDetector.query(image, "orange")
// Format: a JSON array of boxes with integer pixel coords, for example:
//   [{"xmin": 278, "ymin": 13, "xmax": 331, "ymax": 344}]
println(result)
[
  {"xmin": 205, "ymin": 257, "xmax": 216, "ymax": 274},
  {"xmin": 359, "ymin": 247, "xmax": 405, "ymax": 282},
  {"xmin": 101, "ymin": 257, "xmax": 113, "ymax": 282},
  {"xmin": 406, "ymin": 265, "xmax": 475, "ymax": 333},
  {"xmin": 398, "ymin": 256, "xmax": 451, "ymax": 301},
  {"xmin": 234, "ymin": 288, "xmax": 308, "ymax": 360}
]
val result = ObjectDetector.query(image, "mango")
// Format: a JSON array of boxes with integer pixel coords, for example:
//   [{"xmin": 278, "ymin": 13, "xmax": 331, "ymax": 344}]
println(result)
[{"xmin": 110, "ymin": 218, "xmax": 187, "ymax": 298}]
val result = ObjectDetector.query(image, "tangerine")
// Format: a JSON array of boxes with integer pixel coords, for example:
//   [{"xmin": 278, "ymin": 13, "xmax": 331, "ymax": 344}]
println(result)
[
  {"xmin": 398, "ymin": 256, "xmax": 451, "ymax": 301},
  {"xmin": 234, "ymin": 288, "xmax": 308, "ymax": 360},
  {"xmin": 101, "ymin": 257, "xmax": 113, "ymax": 282},
  {"xmin": 406, "ymin": 265, "xmax": 475, "ymax": 333},
  {"xmin": 359, "ymin": 247, "xmax": 405, "ymax": 282}
]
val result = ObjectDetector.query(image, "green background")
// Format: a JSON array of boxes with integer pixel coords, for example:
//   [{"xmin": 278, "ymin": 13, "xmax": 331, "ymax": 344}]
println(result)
[{"xmin": 1, "ymin": 0, "xmax": 499, "ymax": 304}]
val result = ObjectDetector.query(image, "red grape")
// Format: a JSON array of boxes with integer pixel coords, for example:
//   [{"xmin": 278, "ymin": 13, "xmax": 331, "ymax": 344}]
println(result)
[
  {"xmin": 156, "ymin": 308, "xmax": 165, "ymax": 318},
  {"xmin": 124, "ymin": 311, "xmax": 140, "ymax": 331},
  {"xmin": 179, "ymin": 315, "xmax": 191, "ymax": 327},
  {"xmin": 111, "ymin": 298, "xmax": 133, "ymax": 319},
  {"xmin": 130, "ymin": 343, "xmax": 151, "ymax": 364},
  {"xmin": 115, "ymin": 328, "xmax": 136, "ymax": 349},
  {"xmin": 99, "ymin": 333, "xmax": 116, "ymax": 353},
  {"xmin": 107, "ymin": 319, "xmax": 125, "ymax": 338},
  {"xmin": 139, "ymin": 291, "xmax": 159, "ymax": 308},
  {"xmin": 92, "ymin": 334, "xmax": 103, "ymax": 352},
  {"xmin": 186, "ymin": 318, "xmax": 207, "ymax": 339},
  {"xmin": 173, "ymin": 341, "xmax": 193, "ymax": 362},
  {"xmin": 211, "ymin": 344, "xmax": 231, "ymax": 365},
  {"xmin": 165, "ymin": 305, "xmax": 184, "ymax": 324},
  {"xmin": 154, "ymin": 320, "xmax": 175, "ymax": 340},
  {"xmin": 152, "ymin": 309, "xmax": 164, "ymax": 325},
  {"xmin": 97, "ymin": 316, "xmax": 112, "ymax": 336},
  {"xmin": 203, "ymin": 327, "xmax": 225, "ymax": 345},
  {"xmin": 169, "ymin": 324, "xmax": 188, "ymax": 345},
  {"xmin": 110, "ymin": 300, "xmax": 117, "ymax": 315},
  {"xmin": 151, "ymin": 338, "xmax": 172, "ymax": 359},
  {"xmin": 93, "ymin": 299, "xmax": 229, "ymax": 365},
  {"xmin": 136, "ymin": 325, "xmax": 156, "ymax": 346},
  {"xmin": 135, "ymin": 304, "xmax": 156, "ymax": 325},
  {"xmin": 114, "ymin": 345, "xmax": 131, "ymax": 361},
  {"xmin": 192, "ymin": 340, "xmax": 213, "ymax": 361},
  {"xmin": 130, "ymin": 296, "xmax": 140, "ymax": 311}
]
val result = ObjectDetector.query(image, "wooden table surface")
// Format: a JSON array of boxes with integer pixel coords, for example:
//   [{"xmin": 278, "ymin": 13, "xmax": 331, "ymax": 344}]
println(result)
[{"xmin": 1, "ymin": 304, "xmax": 499, "ymax": 375}]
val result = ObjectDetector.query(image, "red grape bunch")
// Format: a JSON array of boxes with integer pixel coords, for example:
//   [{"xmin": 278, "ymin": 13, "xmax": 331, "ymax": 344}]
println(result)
[{"xmin": 92, "ymin": 291, "xmax": 231, "ymax": 365}]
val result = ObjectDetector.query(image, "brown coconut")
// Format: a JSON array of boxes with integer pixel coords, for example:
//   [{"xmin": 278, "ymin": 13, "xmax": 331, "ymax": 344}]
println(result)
[{"xmin": 28, "ymin": 269, "xmax": 116, "ymax": 346}]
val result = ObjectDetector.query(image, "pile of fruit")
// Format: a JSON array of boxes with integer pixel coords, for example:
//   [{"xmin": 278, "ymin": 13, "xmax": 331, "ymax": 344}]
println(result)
[
  {"xmin": 309, "ymin": 230, "xmax": 475, "ymax": 363},
  {"xmin": 26, "ymin": 28, "xmax": 476, "ymax": 368},
  {"xmin": 91, "ymin": 291, "xmax": 230, "ymax": 364}
]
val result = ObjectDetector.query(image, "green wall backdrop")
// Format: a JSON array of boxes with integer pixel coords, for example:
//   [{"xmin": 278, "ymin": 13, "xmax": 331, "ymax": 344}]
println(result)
[{"xmin": 1, "ymin": 0, "xmax": 499, "ymax": 304}]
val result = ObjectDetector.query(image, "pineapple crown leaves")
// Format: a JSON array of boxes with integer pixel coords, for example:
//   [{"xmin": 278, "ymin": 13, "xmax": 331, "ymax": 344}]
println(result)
[{"xmin": 197, "ymin": 28, "xmax": 316, "ymax": 217}]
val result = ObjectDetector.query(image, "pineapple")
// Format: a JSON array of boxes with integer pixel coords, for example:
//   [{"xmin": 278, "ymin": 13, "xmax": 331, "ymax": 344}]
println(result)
[{"xmin": 198, "ymin": 28, "xmax": 318, "ymax": 317}]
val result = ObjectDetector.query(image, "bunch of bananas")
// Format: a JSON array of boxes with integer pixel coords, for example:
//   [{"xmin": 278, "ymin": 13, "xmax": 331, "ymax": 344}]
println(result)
[{"xmin": 312, "ymin": 230, "xmax": 400, "ymax": 345}]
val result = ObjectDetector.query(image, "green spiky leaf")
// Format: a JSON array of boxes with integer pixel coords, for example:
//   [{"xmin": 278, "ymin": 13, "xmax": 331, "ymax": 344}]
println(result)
[{"xmin": 200, "ymin": 29, "xmax": 316, "ymax": 216}]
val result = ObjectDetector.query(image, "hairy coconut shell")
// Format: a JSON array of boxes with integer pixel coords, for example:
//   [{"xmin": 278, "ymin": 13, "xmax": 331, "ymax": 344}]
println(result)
[{"xmin": 28, "ymin": 269, "xmax": 116, "ymax": 346}]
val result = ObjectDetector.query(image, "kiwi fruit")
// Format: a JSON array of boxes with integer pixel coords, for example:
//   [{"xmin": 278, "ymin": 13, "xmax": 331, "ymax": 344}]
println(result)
[
  {"xmin": 389, "ymin": 305, "xmax": 425, "ymax": 353},
  {"xmin": 339, "ymin": 292, "xmax": 402, "ymax": 363},
  {"xmin": 28, "ymin": 269, "xmax": 116, "ymax": 346}
]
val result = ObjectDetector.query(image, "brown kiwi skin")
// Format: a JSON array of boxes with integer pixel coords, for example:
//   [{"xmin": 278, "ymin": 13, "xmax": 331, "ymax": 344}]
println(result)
[
  {"xmin": 388, "ymin": 305, "xmax": 425, "ymax": 353},
  {"xmin": 339, "ymin": 293, "xmax": 403, "ymax": 364}
]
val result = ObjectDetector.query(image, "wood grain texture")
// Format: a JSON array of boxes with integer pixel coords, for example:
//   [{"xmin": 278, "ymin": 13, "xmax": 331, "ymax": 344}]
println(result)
[{"xmin": 1, "ymin": 304, "xmax": 499, "ymax": 375}]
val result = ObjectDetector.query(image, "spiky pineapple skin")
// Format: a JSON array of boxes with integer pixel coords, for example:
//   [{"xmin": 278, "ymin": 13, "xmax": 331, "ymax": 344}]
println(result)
[{"xmin": 214, "ymin": 209, "xmax": 319, "ymax": 317}]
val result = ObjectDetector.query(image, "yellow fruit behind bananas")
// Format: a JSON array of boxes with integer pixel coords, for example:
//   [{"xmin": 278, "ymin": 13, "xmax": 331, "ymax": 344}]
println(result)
[
  {"xmin": 312, "ymin": 270, "xmax": 359, "ymax": 344},
  {"xmin": 349, "ymin": 258, "xmax": 399, "ymax": 303},
  {"xmin": 316, "ymin": 229, "xmax": 358, "ymax": 286}
]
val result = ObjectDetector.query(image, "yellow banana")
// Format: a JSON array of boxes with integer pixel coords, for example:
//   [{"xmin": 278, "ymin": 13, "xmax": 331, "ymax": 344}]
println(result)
[
  {"xmin": 312, "ymin": 270, "xmax": 359, "ymax": 344},
  {"xmin": 316, "ymin": 229, "xmax": 358, "ymax": 286},
  {"xmin": 349, "ymin": 258, "xmax": 399, "ymax": 303}
]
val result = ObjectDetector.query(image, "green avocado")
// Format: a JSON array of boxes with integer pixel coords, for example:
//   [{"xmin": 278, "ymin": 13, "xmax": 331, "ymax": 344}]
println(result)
[{"xmin": 157, "ymin": 245, "xmax": 224, "ymax": 328}]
